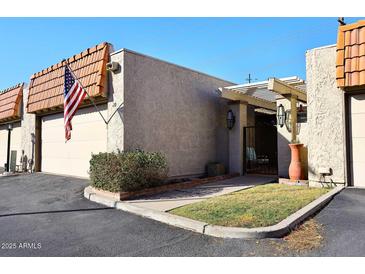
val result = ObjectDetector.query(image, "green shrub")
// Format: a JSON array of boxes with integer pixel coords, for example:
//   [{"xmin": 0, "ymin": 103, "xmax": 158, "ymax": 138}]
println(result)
[{"xmin": 89, "ymin": 150, "xmax": 168, "ymax": 192}]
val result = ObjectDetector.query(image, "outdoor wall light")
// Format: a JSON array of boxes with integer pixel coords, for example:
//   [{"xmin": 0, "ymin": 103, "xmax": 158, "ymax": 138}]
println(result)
[
  {"xmin": 226, "ymin": 110, "xmax": 235, "ymax": 130},
  {"xmin": 277, "ymin": 104, "xmax": 286, "ymax": 128},
  {"xmin": 284, "ymin": 110, "xmax": 301, "ymax": 135}
]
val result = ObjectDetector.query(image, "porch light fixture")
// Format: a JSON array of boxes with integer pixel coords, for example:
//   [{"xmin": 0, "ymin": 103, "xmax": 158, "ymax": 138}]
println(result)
[
  {"xmin": 284, "ymin": 110, "xmax": 301, "ymax": 135},
  {"xmin": 226, "ymin": 110, "xmax": 235, "ymax": 130},
  {"xmin": 277, "ymin": 104, "xmax": 286, "ymax": 128}
]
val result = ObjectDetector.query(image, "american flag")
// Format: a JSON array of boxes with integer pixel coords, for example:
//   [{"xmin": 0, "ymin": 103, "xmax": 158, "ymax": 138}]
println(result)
[{"xmin": 64, "ymin": 65, "xmax": 87, "ymax": 141}]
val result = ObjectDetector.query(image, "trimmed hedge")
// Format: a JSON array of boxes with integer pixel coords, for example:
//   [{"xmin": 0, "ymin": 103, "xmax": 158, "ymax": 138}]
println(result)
[{"xmin": 89, "ymin": 150, "xmax": 168, "ymax": 192}]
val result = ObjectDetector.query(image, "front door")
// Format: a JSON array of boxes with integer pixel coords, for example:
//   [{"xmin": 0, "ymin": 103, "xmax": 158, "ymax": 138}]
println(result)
[{"xmin": 244, "ymin": 125, "xmax": 278, "ymax": 175}]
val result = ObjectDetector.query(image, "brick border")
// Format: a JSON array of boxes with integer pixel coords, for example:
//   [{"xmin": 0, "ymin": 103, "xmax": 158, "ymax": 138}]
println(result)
[{"xmin": 90, "ymin": 173, "xmax": 239, "ymax": 201}]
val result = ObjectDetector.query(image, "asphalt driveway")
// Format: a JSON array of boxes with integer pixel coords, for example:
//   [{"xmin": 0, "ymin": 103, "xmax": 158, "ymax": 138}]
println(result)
[
  {"xmin": 310, "ymin": 187, "xmax": 365, "ymax": 256},
  {"xmin": 0, "ymin": 173, "xmax": 272, "ymax": 256},
  {"xmin": 0, "ymin": 173, "xmax": 364, "ymax": 256}
]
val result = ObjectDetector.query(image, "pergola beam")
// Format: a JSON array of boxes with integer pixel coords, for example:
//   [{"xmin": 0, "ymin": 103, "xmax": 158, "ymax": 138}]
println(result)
[
  {"xmin": 220, "ymin": 88, "xmax": 276, "ymax": 111},
  {"xmin": 268, "ymin": 78, "xmax": 307, "ymax": 102}
]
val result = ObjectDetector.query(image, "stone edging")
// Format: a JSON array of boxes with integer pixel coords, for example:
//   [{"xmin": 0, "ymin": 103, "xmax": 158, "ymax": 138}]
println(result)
[
  {"xmin": 84, "ymin": 185, "xmax": 344, "ymax": 239},
  {"xmin": 91, "ymin": 173, "xmax": 239, "ymax": 201}
]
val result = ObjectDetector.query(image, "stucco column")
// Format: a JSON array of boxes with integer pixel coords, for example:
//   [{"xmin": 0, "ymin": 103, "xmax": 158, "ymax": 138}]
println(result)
[
  {"xmin": 20, "ymin": 85, "xmax": 36, "ymax": 172},
  {"xmin": 228, "ymin": 101, "xmax": 247, "ymax": 175}
]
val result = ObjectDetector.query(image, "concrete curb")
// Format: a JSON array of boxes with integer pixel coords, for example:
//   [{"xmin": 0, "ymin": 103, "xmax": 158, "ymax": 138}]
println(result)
[
  {"xmin": 84, "ymin": 185, "xmax": 344, "ymax": 239},
  {"xmin": 84, "ymin": 186, "xmax": 207, "ymax": 233},
  {"xmin": 204, "ymin": 186, "xmax": 344, "ymax": 238}
]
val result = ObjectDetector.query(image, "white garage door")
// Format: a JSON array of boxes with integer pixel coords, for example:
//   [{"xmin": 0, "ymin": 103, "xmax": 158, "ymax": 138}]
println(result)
[
  {"xmin": 0, "ymin": 122, "xmax": 22, "ymax": 169},
  {"xmin": 350, "ymin": 94, "xmax": 365, "ymax": 187},
  {"xmin": 41, "ymin": 106, "xmax": 107, "ymax": 178}
]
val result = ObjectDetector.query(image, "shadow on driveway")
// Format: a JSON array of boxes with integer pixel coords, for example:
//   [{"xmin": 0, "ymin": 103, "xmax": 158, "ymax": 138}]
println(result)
[{"xmin": 0, "ymin": 207, "xmax": 113, "ymax": 218}]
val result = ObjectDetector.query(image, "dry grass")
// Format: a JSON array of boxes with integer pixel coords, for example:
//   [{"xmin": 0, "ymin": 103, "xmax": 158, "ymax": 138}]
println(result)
[
  {"xmin": 272, "ymin": 218, "xmax": 324, "ymax": 254},
  {"xmin": 284, "ymin": 219, "xmax": 323, "ymax": 251}
]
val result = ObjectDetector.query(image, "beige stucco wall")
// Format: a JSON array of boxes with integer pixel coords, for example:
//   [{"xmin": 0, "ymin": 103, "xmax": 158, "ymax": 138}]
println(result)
[
  {"xmin": 306, "ymin": 45, "xmax": 346, "ymax": 186},
  {"xmin": 122, "ymin": 49, "xmax": 235, "ymax": 177},
  {"xmin": 6, "ymin": 49, "xmax": 249, "ymax": 178},
  {"xmin": 107, "ymin": 51, "xmax": 124, "ymax": 153},
  {"xmin": 276, "ymin": 97, "xmax": 308, "ymax": 179},
  {"xmin": 21, "ymin": 85, "xmax": 36, "ymax": 171},
  {"xmin": 228, "ymin": 102, "xmax": 248, "ymax": 174}
]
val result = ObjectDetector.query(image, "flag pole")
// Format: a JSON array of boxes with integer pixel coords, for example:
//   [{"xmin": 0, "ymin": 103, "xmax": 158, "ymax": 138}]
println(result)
[{"xmin": 63, "ymin": 59, "xmax": 108, "ymax": 125}]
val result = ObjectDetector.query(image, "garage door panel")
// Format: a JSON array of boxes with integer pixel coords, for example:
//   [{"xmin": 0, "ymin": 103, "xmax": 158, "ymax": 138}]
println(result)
[
  {"xmin": 42, "ymin": 140, "xmax": 106, "ymax": 159},
  {"xmin": 0, "ymin": 127, "xmax": 8, "ymax": 167},
  {"xmin": 350, "ymin": 138, "xmax": 365, "ymax": 162},
  {"xmin": 350, "ymin": 114, "xmax": 365, "ymax": 138},
  {"xmin": 42, "ymin": 158, "xmax": 91, "ymax": 178},
  {"xmin": 350, "ymin": 93, "xmax": 365, "ymax": 187},
  {"xmin": 41, "ymin": 106, "xmax": 107, "ymax": 178},
  {"xmin": 351, "ymin": 162, "xmax": 365, "ymax": 188},
  {"xmin": 350, "ymin": 94, "xmax": 365, "ymax": 114}
]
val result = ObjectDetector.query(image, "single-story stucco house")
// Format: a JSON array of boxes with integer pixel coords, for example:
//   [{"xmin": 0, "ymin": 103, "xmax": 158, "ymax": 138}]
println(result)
[
  {"xmin": 5, "ymin": 18, "xmax": 360, "ymax": 186},
  {"xmin": 0, "ymin": 38, "xmax": 313, "ymax": 180},
  {"xmin": 1, "ymin": 42, "xmax": 294, "ymax": 179}
]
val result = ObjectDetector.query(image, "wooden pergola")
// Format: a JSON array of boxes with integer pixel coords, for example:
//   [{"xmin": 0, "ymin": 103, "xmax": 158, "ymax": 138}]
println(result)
[
  {"xmin": 221, "ymin": 76, "xmax": 306, "ymax": 143},
  {"xmin": 219, "ymin": 87, "xmax": 276, "ymax": 111},
  {"xmin": 220, "ymin": 76, "xmax": 306, "ymax": 177}
]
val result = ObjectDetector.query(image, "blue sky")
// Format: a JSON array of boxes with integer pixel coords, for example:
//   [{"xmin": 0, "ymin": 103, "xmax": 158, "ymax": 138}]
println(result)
[{"xmin": 0, "ymin": 17, "xmax": 362, "ymax": 89}]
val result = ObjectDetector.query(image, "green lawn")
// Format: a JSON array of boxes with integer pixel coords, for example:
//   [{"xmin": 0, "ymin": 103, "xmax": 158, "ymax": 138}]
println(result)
[{"xmin": 169, "ymin": 184, "xmax": 330, "ymax": 228}]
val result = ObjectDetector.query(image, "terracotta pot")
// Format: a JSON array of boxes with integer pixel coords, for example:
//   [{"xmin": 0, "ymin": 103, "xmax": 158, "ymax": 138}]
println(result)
[{"xmin": 288, "ymin": 143, "xmax": 303, "ymax": 181}]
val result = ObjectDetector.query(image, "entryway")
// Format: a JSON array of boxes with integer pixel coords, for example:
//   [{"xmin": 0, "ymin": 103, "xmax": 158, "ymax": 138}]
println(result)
[{"xmin": 244, "ymin": 125, "xmax": 278, "ymax": 175}]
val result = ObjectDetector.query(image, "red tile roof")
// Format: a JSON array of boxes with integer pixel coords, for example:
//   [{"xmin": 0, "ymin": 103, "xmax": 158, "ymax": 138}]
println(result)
[
  {"xmin": 337, "ymin": 20, "xmax": 365, "ymax": 88},
  {"xmin": 27, "ymin": 42, "xmax": 111, "ymax": 113},
  {"xmin": 0, "ymin": 83, "xmax": 23, "ymax": 123}
]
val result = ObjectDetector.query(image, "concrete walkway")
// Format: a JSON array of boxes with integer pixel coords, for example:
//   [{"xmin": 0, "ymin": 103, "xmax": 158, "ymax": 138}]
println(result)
[{"xmin": 125, "ymin": 175, "xmax": 276, "ymax": 211}]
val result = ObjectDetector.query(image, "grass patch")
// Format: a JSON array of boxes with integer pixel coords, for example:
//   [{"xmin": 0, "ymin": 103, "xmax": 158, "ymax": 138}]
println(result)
[{"xmin": 169, "ymin": 183, "xmax": 330, "ymax": 228}]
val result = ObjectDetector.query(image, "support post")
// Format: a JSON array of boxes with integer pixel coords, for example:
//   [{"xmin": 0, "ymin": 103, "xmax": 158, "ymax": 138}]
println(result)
[
  {"xmin": 6, "ymin": 128, "xmax": 11, "ymax": 172},
  {"xmin": 34, "ymin": 116, "xmax": 42, "ymax": 172},
  {"xmin": 288, "ymin": 95, "xmax": 303, "ymax": 180},
  {"xmin": 290, "ymin": 95, "xmax": 298, "ymax": 143}
]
